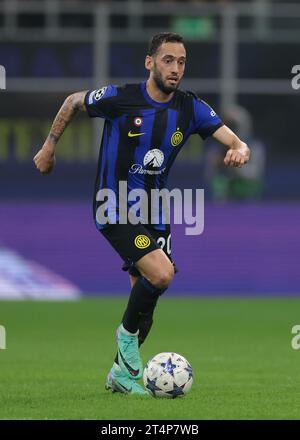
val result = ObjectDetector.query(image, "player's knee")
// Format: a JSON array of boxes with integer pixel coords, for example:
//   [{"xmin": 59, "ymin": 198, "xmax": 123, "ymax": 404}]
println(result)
[{"xmin": 152, "ymin": 265, "xmax": 174, "ymax": 289}]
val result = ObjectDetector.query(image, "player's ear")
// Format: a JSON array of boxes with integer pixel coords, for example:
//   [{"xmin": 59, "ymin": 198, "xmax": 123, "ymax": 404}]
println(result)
[{"xmin": 145, "ymin": 55, "xmax": 153, "ymax": 72}]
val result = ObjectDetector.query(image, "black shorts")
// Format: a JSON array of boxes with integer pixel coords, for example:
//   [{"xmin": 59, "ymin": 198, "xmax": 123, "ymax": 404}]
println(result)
[{"xmin": 100, "ymin": 223, "xmax": 178, "ymax": 277}]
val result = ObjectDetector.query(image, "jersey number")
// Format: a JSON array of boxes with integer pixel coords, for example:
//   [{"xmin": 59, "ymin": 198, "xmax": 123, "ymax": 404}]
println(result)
[{"xmin": 156, "ymin": 234, "xmax": 171, "ymax": 255}]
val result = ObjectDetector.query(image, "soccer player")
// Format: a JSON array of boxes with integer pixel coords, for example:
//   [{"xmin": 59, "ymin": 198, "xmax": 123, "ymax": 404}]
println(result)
[{"xmin": 34, "ymin": 32, "xmax": 250, "ymax": 395}]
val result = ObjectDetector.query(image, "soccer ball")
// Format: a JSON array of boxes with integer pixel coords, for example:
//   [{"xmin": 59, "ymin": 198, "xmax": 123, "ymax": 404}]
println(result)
[{"xmin": 143, "ymin": 352, "xmax": 193, "ymax": 398}]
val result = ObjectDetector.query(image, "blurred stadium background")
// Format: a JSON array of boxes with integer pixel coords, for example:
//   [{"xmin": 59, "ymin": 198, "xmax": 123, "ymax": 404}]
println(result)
[{"xmin": 1, "ymin": 0, "xmax": 300, "ymax": 299}]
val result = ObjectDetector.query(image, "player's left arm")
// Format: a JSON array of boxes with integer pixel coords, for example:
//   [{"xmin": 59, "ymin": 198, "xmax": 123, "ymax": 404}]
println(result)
[{"xmin": 212, "ymin": 124, "xmax": 251, "ymax": 167}]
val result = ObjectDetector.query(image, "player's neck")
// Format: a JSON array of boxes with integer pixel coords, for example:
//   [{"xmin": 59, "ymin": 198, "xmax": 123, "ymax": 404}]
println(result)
[{"xmin": 146, "ymin": 79, "xmax": 174, "ymax": 104}]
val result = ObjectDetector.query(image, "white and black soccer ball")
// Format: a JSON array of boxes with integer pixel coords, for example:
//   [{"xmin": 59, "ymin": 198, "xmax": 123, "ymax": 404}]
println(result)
[{"xmin": 143, "ymin": 352, "xmax": 193, "ymax": 398}]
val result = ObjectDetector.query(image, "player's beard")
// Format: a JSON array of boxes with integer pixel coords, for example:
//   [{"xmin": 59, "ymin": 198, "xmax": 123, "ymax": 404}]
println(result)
[{"xmin": 152, "ymin": 62, "xmax": 180, "ymax": 95}]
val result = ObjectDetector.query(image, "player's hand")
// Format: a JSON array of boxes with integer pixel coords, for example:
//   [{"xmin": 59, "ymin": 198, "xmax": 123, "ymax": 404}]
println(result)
[
  {"xmin": 33, "ymin": 143, "xmax": 56, "ymax": 174},
  {"xmin": 224, "ymin": 146, "xmax": 250, "ymax": 167}
]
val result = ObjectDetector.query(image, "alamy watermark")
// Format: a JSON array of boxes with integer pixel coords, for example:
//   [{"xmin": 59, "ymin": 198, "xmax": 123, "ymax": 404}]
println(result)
[
  {"xmin": 291, "ymin": 325, "xmax": 300, "ymax": 350},
  {"xmin": 0, "ymin": 325, "xmax": 6, "ymax": 349},
  {"xmin": 95, "ymin": 181, "xmax": 204, "ymax": 235},
  {"xmin": 0, "ymin": 65, "xmax": 6, "ymax": 90},
  {"xmin": 291, "ymin": 65, "xmax": 300, "ymax": 90}
]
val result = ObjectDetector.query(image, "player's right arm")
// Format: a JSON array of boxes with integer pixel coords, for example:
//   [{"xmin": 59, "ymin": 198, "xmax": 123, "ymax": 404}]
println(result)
[{"xmin": 33, "ymin": 91, "xmax": 87, "ymax": 174}]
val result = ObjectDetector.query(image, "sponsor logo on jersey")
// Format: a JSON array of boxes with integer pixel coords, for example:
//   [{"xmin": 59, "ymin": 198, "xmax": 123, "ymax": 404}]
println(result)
[
  {"xmin": 128, "ymin": 131, "xmax": 145, "ymax": 138},
  {"xmin": 129, "ymin": 164, "xmax": 166, "ymax": 175},
  {"xmin": 134, "ymin": 235, "xmax": 151, "ymax": 249},
  {"xmin": 143, "ymin": 149, "xmax": 164, "ymax": 168},
  {"xmin": 129, "ymin": 149, "xmax": 165, "ymax": 175},
  {"xmin": 171, "ymin": 128, "xmax": 183, "ymax": 147}
]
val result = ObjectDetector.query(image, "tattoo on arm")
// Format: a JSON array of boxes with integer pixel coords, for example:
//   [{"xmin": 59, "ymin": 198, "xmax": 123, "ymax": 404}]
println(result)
[
  {"xmin": 49, "ymin": 132, "xmax": 59, "ymax": 143},
  {"xmin": 47, "ymin": 91, "xmax": 87, "ymax": 145}
]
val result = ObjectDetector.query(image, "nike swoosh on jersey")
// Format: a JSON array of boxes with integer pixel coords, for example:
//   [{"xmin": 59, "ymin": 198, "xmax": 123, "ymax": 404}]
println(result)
[
  {"xmin": 128, "ymin": 131, "xmax": 146, "ymax": 137},
  {"xmin": 118, "ymin": 349, "xmax": 140, "ymax": 377}
]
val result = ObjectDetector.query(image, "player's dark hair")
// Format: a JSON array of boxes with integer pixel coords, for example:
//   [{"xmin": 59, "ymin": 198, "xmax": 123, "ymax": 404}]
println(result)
[{"xmin": 148, "ymin": 32, "xmax": 185, "ymax": 56}]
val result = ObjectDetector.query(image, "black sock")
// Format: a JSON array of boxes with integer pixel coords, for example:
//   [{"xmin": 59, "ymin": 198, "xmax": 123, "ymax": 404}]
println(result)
[{"xmin": 122, "ymin": 276, "xmax": 162, "ymax": 333}]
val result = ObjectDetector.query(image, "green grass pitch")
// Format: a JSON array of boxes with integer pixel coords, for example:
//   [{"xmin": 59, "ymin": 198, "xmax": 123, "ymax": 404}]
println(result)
[{"xmin": 1, "ymin": 297, "xmax": 300, "ymax": 420}]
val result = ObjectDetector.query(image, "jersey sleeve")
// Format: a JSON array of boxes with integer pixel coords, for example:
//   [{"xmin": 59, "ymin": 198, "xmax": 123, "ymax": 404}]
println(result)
[
  {"xmin": 193, "ymin": 97, "xmax": 223, "ymax": 139},
  {"xmin": 84, "ymin": 85, "xmax": 118, "ymax": 119}
]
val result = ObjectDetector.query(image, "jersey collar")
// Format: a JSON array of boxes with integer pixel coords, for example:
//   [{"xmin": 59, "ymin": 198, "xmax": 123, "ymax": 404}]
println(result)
[{"xmin": 140, "ymin": 80, "xmax": 175, "ymax": 109}]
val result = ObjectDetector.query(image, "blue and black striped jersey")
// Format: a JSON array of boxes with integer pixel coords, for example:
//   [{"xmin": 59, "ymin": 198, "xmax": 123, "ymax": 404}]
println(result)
[{"xmin": 85, "ymin": 81, "xmax": 223, "ymax": 230}]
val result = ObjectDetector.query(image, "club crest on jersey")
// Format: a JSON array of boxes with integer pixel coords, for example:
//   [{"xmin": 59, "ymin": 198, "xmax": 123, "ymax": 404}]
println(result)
[
  {"xmin": 134, "ymin": 235, "xmax": 151, "ymax": 249},
  {"xmin": 134, "ymin": 117, "xmax": 143, "ymax": 127},
  {"xmin": 171, "ymin": 128, "xmax": 183, "ymax": 147}
]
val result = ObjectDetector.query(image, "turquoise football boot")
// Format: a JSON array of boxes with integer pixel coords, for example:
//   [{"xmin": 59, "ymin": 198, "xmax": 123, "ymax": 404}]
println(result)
[
  {"xmin": 105, "ymin": 363, "xmax": 148, "ymax": 395},
  {"xmin": 116, "ymin": 324, "xmax": 143, "ymax": 380}
]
